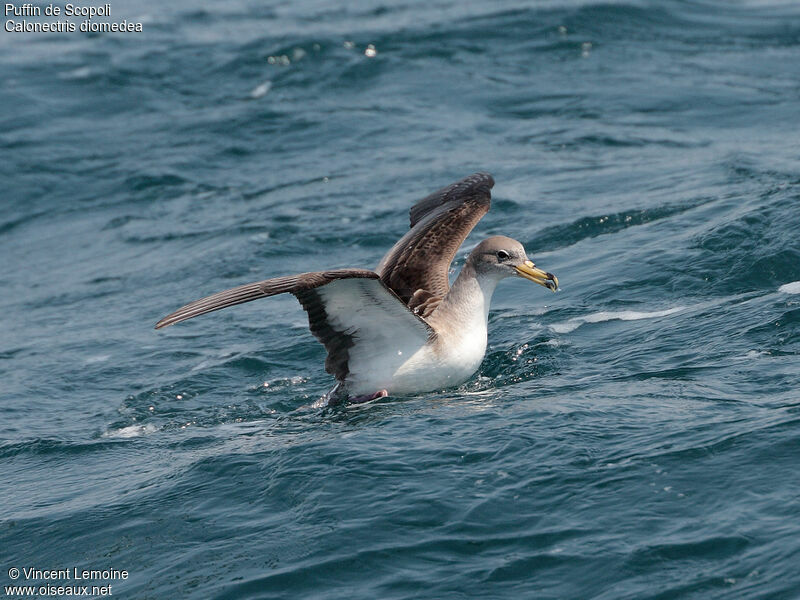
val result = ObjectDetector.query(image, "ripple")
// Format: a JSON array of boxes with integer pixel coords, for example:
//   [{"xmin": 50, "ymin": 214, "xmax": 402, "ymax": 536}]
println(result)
[{"xmin": 531, "ymin": 202, "xmax": 705, "ymax": 252}]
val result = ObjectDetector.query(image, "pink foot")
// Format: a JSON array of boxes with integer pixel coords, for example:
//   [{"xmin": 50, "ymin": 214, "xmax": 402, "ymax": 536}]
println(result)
[{"xmin": 349, "ymin": 389, "xmax": 389, "ymax": 404}]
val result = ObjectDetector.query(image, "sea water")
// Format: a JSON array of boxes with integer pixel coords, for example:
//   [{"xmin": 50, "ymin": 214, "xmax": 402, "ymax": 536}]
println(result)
[{"xmin": 2, "ymin": 1, "xmax": 799, "ymax": 598}]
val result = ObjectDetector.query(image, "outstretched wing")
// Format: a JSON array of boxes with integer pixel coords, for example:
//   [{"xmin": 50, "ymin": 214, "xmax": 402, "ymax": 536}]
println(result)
[
  {"xmin": 155, "ymin": 269, "xmax": 433, "ymax": 382},
  {"xmin": 376, "ymin": 172, "xmax": 493, "ymax": 317}
]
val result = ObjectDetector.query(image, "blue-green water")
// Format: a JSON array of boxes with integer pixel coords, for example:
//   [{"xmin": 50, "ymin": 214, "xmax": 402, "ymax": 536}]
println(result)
[{"xmin": 2, "ymin": 1, "xmax": 800, "ymax": 598}]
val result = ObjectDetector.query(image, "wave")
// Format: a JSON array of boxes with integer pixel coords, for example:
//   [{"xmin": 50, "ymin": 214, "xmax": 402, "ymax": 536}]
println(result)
[{"xmin": 550, "ymin": 306, "xmax": 685, "ymax": 333}]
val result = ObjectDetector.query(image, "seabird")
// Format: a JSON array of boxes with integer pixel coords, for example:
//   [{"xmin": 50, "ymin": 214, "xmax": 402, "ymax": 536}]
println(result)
[{"xmin": 156, "ymin": 173, "xmax": 558, "ymax": 403}]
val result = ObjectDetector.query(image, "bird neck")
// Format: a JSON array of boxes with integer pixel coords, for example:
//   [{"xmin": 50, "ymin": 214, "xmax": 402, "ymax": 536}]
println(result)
[{"xmin": 431, "ymin": 262, "xmax": 501, "ymax": 333}]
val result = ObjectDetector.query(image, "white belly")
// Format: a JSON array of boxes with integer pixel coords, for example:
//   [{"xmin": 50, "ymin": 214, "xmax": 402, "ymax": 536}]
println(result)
[
  {"xmin": 339, "ymin": 269, "xmax": 499, "ymax": 398},
  {"xmin": 345, "ymin": 325, "xmax": 487, "ymax": 396}
]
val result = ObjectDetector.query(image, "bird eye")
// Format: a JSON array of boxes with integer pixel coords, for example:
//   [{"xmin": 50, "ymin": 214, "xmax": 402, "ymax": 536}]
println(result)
[{"xmin": 496, "ymin": 250, "xmax": 510, "ymax": 261}]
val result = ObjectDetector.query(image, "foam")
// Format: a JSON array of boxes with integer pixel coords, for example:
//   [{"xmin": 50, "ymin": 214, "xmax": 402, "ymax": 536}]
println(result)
[
  {"xmin": 59, "ymin": 66, "xmax": 91, "ymax": 80},
  {"xmin": 250, "ymin": 81, "xmax": 272, "ymax": 99},
  {"xmin": 551, "ymin": 307, "xmax": 685, "ymax": 334},
  {"xmin": 778, "ymin": 281, "xmax": 800, "ymax": 294},
  {"xmin": 103, "ymin": 424, "xmax": 158, "ymax": 438},
  {"xmin": 85, "ymin": 354, "xmax": 111, "ymax": 364}
]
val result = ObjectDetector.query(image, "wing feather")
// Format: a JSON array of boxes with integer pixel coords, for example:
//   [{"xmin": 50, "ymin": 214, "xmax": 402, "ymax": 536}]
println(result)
[
  {"xmin": 154, "ymin": 269, "xmax": 377, "ymax": 330},
  {"xmin": 155, "ymin": 269, "xmax": 433, "ymax": 385},
  {"xmin": 376, "ymin": 172, "xmax": 493, "ymax": 316}
]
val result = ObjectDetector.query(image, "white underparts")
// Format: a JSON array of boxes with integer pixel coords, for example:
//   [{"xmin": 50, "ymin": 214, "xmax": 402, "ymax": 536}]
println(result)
[{"xmin": 333, "ymin": 267, "xmax": 504, "ymax": 396}]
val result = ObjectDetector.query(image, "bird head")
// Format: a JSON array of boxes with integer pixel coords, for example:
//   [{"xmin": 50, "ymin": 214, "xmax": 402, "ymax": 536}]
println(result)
[{"xmin": 469, "ymin": 236, "xmax": 558, "ymax": 291}]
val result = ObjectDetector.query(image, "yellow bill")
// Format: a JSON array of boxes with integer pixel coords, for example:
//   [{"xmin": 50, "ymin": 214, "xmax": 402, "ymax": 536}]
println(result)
[{"xmin": 515, "ymin": 260, "xmax": 559, "ymax": 292}]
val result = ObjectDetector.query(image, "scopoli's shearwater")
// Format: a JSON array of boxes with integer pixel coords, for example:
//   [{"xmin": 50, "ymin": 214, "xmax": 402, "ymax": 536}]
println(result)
[{"xmin": 156, "ymin": 173, "xmax": 558, "ymax": 403}]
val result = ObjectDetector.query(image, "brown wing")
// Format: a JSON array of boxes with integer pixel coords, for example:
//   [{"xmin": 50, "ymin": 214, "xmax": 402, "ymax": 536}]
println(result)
[
  {"xmin": 376, "ymin": 172, "xmax": 493, "ymax": 317},
  {"xmin": 154, "ymin": 269, "xmax": 433, "ymax": 382}
]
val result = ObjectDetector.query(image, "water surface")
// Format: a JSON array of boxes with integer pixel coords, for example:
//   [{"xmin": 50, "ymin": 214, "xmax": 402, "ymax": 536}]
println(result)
[{"xmin": 2, "ymin": 0, "xmax": 800, "ymax": 598}]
